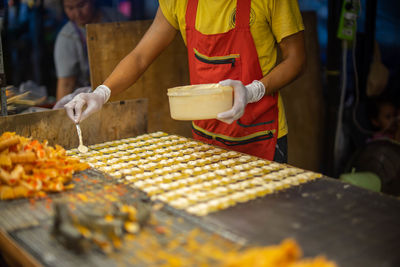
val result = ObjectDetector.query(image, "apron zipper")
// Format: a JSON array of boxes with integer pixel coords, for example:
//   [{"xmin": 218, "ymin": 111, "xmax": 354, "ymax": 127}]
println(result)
[{"xmin": 194, "ymin": 48, "xmax": 239, "ymax": 67}]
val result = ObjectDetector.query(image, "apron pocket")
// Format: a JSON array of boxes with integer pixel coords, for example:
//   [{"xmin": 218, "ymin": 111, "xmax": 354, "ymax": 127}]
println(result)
[{"xmin": 193, "ymin": 48, "xmax": 242, "ymax": 83}]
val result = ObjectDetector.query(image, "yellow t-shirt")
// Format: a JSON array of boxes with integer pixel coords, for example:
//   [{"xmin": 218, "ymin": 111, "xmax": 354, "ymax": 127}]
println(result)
[{"xmin": 159, "ymin": 0, "xmax": 304, "ymax": 138}]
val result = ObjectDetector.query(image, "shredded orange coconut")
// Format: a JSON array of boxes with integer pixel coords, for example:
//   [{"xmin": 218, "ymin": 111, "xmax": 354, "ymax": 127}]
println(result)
[
  {"xmin": 289, "ymin": 256, "xmax": 338, "ymax": 267},
  {"xmin": 0, "ymin": 132, "xmax": 89, "ymax": 199},
  {"xmin": 111, "ymin": 227, "xmax": 338, "ymax": 267},
  {"xmin": 220, "ymin": 239, "xmax": 337, "ymax": 267}
]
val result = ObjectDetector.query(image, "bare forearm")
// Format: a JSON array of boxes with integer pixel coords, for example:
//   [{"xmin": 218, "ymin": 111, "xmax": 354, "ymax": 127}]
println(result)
[
  {"xmin": 103, "ymin": 51, "xmax": 148, "ymax": 97},
  {"xmin": 261, "ymin": 53, "xmax": 305, "ymax": 94},
  {"xmin": 102, "ymin": 7, "xmax": 177, "ymax": 98},
  {"xmin": 56, "ymin": 77, "xmax": 76, "ymax": 100},
  {"xmin": 260, "ymin": 31, "xmax": 306, "ymax": 94}
]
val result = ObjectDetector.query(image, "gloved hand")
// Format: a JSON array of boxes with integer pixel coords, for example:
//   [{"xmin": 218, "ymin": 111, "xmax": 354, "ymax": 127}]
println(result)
[
  {"xmin": 53, "ymin": 86, "xmax": 92, "ymax": 110},
  {"xmin": 64, "ymin": 85, "xmax": 111, "ymax": 123},
  {"xmin": 217, "ymin": 79, "xmax": 266, "ymax": 124}
]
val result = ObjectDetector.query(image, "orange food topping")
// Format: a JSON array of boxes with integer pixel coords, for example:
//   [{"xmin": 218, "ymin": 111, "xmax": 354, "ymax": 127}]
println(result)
[{"xmin": 0, "ymin": 132, "xmax": 90, "ymax": 200}]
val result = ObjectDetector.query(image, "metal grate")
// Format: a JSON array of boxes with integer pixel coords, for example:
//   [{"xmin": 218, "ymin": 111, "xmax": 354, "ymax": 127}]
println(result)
[{"xmin": 8, "ymin": 179, "xmax": 241, "ymax": 267}]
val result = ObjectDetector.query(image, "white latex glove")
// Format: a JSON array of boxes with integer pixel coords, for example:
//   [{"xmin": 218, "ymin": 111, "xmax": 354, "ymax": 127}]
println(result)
[
  {"xmin": 217, "ymin": 79, "xmax": 266, "ymax": 124},
  {"xmin": 64, "ymin": 85, "xmax": 111, "ymax": 123},
  {"xmin": 53, "ymin": 86, "xmax": 92, "ymax": 110}
]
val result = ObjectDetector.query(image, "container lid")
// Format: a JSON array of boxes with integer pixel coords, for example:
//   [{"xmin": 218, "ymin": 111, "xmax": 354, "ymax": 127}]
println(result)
[{"xmin": 167, "ymin": 83, "xmax": 232, "ymax": 96}]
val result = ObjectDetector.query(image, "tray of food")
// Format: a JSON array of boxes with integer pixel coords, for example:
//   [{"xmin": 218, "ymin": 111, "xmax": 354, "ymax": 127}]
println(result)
[{"xmin": 68, "ymin": 131, "xmax": 322, "ymax": 217}]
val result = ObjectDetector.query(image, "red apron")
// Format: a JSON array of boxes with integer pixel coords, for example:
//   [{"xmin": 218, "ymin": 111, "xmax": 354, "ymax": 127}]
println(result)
[{"xmin": 185, "ymin": 0, "xmax": 278, "ymax": 160}]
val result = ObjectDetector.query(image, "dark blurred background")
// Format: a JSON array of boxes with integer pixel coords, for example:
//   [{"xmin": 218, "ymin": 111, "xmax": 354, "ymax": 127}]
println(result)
[{"xmin": 1, "ymin": 0, "xmax": 159, "ymax": 99}]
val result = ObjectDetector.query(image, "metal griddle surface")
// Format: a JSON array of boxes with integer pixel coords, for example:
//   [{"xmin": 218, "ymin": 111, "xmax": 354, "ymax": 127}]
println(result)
[
  {"xmin": 1, "ymin": 169, "xmax": 400, "ymax": 267},
  {"xmin": 202, "ymin": 177, "xmax": 400, "ymax": 267},
  {"xmin": 0, "ymin": 169, "xmax": 241, "ymax": 267}
]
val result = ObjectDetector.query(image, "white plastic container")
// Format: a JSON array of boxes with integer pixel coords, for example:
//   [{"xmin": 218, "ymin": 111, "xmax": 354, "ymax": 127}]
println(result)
[{"xmin": 167, "ymin": 84, "xmax": 233, "ymax": 120}]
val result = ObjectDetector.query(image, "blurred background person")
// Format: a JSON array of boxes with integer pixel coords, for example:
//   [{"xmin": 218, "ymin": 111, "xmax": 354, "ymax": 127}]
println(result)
[
  {"xmin": 367, "ymin": 95, "xmax": 400, "ymax": 142},
  {"xmin": 54, "ymin": 0, "xmax": 126, "ymax": 103}
]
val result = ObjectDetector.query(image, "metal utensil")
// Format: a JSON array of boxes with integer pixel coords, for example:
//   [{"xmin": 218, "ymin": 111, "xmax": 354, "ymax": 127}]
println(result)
[{"xmin": 75, "ymin": 124, "xmax": 88, "ymax": 153}]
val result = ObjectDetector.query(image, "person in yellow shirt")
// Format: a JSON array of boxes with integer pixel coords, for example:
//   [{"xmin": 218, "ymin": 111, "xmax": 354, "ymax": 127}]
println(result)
[{"xmin": 65, "ymin": 0, "xmax": 305, "ymax": 163}]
